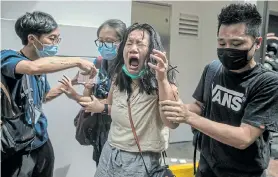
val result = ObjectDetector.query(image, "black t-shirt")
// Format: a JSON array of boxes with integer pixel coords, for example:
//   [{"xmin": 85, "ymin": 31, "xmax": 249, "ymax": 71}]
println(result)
[{"xmin": 193, "ymin": 63, "xmax": 278, "ymax": 176}]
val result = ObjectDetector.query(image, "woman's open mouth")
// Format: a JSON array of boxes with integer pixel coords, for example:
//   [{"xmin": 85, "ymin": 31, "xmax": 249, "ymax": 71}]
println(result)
[{"xmin": 129, "ymin": 57, "xmax": 139, "ymax": 70}]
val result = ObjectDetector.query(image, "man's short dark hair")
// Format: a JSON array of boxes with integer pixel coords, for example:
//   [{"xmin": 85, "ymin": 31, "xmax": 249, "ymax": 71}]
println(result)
[
  {"xmin": 15, "ymin": 11, "xmax": 58, "ymax": 45},
  {"xmin": 217, "ymin": 3, "xmax": 262, "ymax": 38}
]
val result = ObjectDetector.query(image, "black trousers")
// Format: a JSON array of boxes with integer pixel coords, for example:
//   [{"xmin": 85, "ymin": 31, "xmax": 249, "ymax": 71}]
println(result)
[{"xmin": 1, "ymin": 139, "xmax": 55, "ymax": 177}]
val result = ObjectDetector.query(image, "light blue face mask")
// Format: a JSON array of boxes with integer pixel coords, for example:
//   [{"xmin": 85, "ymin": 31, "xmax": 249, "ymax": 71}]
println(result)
[
  {"xmin": 122, "ymin": 65, "xmax": 146, "ymax": 80},
  {"xmin": 98, "ymin": 44, "xmax": 117, "ymax": 61},
  {"xmin": 33, "ymin": 38, "xmax": 58, "ymax": 57}
]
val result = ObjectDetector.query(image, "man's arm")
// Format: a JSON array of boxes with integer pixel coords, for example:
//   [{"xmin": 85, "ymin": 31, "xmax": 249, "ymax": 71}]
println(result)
[
  {"xmin": 15, "ymin": 56, "xmax": 90, "ymax": 75},
  {"xmin": 186, "ymin": 113, "xmax": 263, "ymax": 149},
  {"xmin": 44, "ymin": 84, "xmax": 66, "ymax": 103},
  {"xmin": 161, "ymin": 100, "xmax": 264, "ymax": 150},
  {"xmin": 186, "ymin": 101, "xmax": 203, "ymax": 116},
  {"xmin": 45, "ymin": 83, "xmax": 95, "ymax": 103}
]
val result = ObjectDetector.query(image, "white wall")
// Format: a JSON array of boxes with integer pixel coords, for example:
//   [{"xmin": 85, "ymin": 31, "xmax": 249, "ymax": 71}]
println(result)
[
  {"xmin": 269, "ymin": 1, "xmax": 278, "ymax": 13},
  {"xmin": 1, "ymin": 1, "xmax": 132, "ymax": 177},
  {"xmin": 1, "ymin": 1, "xmax": 131, "ymax": 27}
]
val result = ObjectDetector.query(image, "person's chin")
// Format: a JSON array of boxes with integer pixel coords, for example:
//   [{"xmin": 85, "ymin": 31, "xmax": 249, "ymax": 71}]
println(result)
[
  {"xmin": 127, "ymin": 66, "xmax": 141, "ymax": 74},
  {"xmin": 128, "ymin": 70, "xmax": 139, "ymax": 75}
]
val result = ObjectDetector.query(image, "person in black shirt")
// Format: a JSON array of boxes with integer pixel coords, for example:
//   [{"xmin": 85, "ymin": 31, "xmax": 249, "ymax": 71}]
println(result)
[{"xmin": 160, "ymin": 3, "xmax": 278, "ymax": 177}]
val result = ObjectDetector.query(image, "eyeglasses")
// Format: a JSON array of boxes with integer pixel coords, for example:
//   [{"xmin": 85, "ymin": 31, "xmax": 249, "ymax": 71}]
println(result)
[
  {"xmin": 48, "ymin": 36, "xmax": 62, "ymax": 45},
  {"xmin": 95, "ymin": 39, "xmax": 118, "ymax": 49}
]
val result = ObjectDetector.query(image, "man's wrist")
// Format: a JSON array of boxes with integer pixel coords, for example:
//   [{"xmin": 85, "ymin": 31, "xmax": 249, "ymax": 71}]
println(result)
[
  {"xmin": 72, "ymin": 58, "xmax": 82, "ymax": 67},
  {"xmin": 185, "ymin": 112, "xmax": 198, "ymax": 125}
]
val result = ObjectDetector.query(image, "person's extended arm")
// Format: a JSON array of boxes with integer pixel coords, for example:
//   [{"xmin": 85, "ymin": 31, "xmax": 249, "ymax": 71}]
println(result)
[
  {"xmin": 161, "ymin": 99, "xmax": 264, "ymax": 149},
  {"xmin": 44, "ymin": 82, "xmax": 85, "ymax": 103},
  {"xmin": 185, "ymin": 101, "xmax": 203, "ymax": 116},
  {"xmin": 44, "ymin": 84, "xmax": 65, "ymax": 103},
  {"xmin": 59, "ymin": 75, "xmax": 113, "ymax": 114},
  {"xmin": 15, "ymin": 56, "xmax": 94, "ymax": 75},
  {"xmin": 186, "ymin": 112, "xmax": 263, "ymax": 149},
  {"xmin": 79, "ymin": 86, "xmax": 113, "ymax": 115}
]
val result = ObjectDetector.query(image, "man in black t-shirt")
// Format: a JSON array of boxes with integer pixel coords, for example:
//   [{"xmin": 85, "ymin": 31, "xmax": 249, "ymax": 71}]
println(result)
[{"xmin": 160, "ymin": 3, "xmax": 278, "ymax": 177}]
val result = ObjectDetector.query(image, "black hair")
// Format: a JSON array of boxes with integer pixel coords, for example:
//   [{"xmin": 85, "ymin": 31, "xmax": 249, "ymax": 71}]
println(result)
[
  {"xmin": 15, "ymin": 11, "xmax": 58, "ymax": 45},
  {"xmin": 97, "ymin": 19, "xmax": 127, "ymax": 72},
  {"xmin": 97, "ymin": 19, "xmax": 127, "ymax": 41},
  {"xmin": 109, "ymin": 23, "xmax": 177, "ymax": 96},
  {"xmin": 217, "ymin": 3, "xmax": 262, "ymax": 38}
]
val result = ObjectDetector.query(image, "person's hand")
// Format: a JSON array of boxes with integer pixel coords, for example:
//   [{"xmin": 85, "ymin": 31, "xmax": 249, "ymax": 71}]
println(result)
[
  {"xmin": 79, "ymin": 95, "xmax": 104, "ymax": 113},
  {"xmin": 84, "ymin": 83, "xmax": 94, "ymax": 89},
  {"xmin": 71, "ymin": 71, "xmax": 80, "ymax": 86},
  {"xmin": 160, "ymin": 100, "xmax": 191, "ymax": 123},
  {"xmin": 59, "ymin": 75, "xmax": 79, "ymax": 100},
  {"xmin": 78, "ymin": 59, "xmax": 97, "ymax": 79},
  {"xmin": 71, "ymin": 71, "xmax": 95, "ymax": 89},
  {"xmin": 148, "ymin": 49, "xmax": 168, "ymax": 81},
  {"xmin": 267, "ymin": 159, "xmax": 278, "ymax": 177}
]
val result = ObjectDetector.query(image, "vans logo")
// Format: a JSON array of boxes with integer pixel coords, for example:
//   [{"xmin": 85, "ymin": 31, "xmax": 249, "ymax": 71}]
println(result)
[{"xmin": 212, "ymin": 85, "xmax": 244, "ymax": 112}]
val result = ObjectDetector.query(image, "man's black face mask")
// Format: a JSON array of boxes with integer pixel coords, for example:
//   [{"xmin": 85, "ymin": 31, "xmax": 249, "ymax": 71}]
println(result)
[{"xmin": 217, "ymin": 41, "xmax": 256, "ymax": 70}]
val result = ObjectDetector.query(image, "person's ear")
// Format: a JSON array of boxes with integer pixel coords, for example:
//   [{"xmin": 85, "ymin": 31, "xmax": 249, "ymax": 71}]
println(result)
[
  {"xmin": 28, "ymin": 34, "xmax": 36, "ymax": 45},
  {"xmin": 255, "ymin": 37, "xmax": 263, "ymax": 50}
]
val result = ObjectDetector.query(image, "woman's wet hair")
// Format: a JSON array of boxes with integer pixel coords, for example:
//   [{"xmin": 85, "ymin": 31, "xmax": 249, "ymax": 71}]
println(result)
[{"xmin": 109, "ymin": 23, "xmax": 178, "ymax": 96}]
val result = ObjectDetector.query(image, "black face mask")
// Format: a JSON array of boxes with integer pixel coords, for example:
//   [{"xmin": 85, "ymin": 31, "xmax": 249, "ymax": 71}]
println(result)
[{"xmin": 217, "ymin": 42, "xmax": 256, "ymax": 70}]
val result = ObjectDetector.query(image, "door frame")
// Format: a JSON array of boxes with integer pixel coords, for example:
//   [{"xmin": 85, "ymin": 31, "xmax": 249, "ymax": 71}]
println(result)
[{"xmin": 131, "ymin": 1, "xmax": 172, "ymax": 61}]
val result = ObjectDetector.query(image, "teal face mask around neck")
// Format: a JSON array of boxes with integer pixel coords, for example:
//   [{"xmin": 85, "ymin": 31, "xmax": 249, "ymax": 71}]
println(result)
[{"xmin": 122, "ymin": 65, "xmax": 146, "ymax": 80}]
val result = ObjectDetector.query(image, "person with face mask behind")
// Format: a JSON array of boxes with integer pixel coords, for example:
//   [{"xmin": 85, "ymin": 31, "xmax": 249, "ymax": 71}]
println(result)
[
  {"xmin": 160, "ymin": 3, "xmax": 278, "ymax": 177},
  {"xmin": 1, "ymin": 11, "xmax": 97, "ymax": 177},
  {"xmin": 91, "ymin": 20, "xmax": 126, "ymax": 166},
  {"xmin": 60, "ymin": 19, "xmax": 127, "ymax": 166}
]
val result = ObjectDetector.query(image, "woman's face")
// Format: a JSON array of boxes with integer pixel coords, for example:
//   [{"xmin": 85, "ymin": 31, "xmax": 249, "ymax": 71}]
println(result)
[
  {"xmin": 96, "ymin": 26, "xmax": 120, "ymax": 61},
  {"xmin": 123, "ymin": 29, "xmax": 150, "ymax": 75},
  {"xmin": 98, "ymin": 26, "xmax": 120, "ymax": 47}
]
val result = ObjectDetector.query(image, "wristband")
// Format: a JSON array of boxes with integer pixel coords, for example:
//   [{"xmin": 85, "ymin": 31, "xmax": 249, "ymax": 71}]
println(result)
[{"xmin": 102, "ymin": 104, "xmax": 108, "ymax": 114}]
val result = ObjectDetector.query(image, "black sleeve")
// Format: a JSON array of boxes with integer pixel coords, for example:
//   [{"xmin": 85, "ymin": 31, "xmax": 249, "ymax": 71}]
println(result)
[
  {"xmin": 192, "ymin": 65, "xmax": 209, "ymax": 103},
  {"xmin": 242, "ymin": 72, "xmax": 278, "ymax": 132}
]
